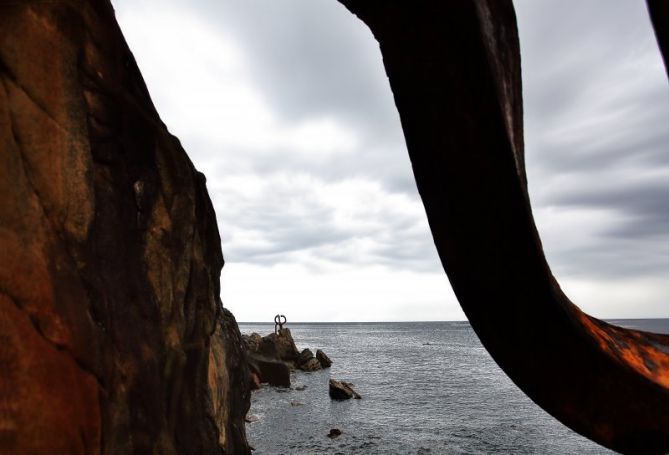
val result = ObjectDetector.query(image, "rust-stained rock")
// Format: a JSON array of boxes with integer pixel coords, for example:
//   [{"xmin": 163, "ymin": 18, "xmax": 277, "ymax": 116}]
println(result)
[{"xmin": 0, "ymin": 1, "xmax": 249, "ymax": 454}]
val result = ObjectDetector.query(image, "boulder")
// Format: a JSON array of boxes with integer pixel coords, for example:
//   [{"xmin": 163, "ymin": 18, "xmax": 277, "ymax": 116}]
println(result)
[
  {"xmin": 300, "ymin": 357, "xmax": 322, "ymax": 372},
  {"xmin": 248, "ymin": 354, "xmax": 291, "ymax": 388},
  {"xmin": 327, "ymin": 429, "xmax": 342, "ymax": 439},
  {"xmin": 297, "ymin": 348, "xmax": 315, "ymax": 366},
  {"xmin": 257, "ymin": 336, "xmax": 280, "ymax": 359},
  {"xmin": 242, "ymin": 333, "xmax": 262, "ymax": 353},
  {"xmin": 262, "ymin": 328, "xmax": 300, "ymax": 362},
  {"xmin": 329, "ymin": 379, "xmax": 361, "ymax": 400},
  {"xmin": 316, "ymin": 349, "xmax": 332, "ymax": 368},
  {"xmin": 295, "ymin": 348, "xmax": 322, "ymax": 371}
]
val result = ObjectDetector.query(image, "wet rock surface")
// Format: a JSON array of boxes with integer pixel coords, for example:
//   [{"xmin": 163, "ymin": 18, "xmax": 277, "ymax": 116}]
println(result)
[
  {"xmin": 316, "ymin": 349, "xmax": 333, "ymax": 368},
  {"xmin": 0, "ymin": 2, "xmax": 250, "ymax": 453},
  {"xmin": 327, "ymin": 428, "xmax": 342, "ymax": 439},
  {"xmin": 243, "ymin": 329, "xmax": 333, "ymax": 380},
  {"xmin": 247, "ymin": 354, "xmax": 291, "ymax": 388},
  {"xmin": 329, "ymin": 379, "xmax": 362, "ymax": 400}
]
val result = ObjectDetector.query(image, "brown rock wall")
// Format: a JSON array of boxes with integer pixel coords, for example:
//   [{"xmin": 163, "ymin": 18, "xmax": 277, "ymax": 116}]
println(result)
[{"xmin": 0, "ymin": 1, "xmax": 249, "ymax": 453}]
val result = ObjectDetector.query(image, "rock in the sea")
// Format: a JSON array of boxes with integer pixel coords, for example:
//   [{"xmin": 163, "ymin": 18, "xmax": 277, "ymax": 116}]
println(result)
[
  {"xmin": 297, "ymin": 348, "xmax": 315, "ymax": 366},
  {"xmin": 243, "ymin": 333, "xmax": 263, "ymax": 352},
  {"xmin": 263, "ymin": 328, "xmax": 300, "ymax": 362},
  {"xmin": 0, "ymin": 2, "xmax": 250, "ymax": 453},
  {"xmin": 301, "ymin": 357, "xmax": 322, "ymax": 372},
  {"xmin": 316, "ymin": 349, "xmax": 333, "ymax": 368},
  {"xmin": 247, "ymin": 354, "xmax": 291, "ymax": 388},
  {"xmin": 327, "ymin": 428, "xmax": 342, "ymax": 438},
  {"xmin": 296, "ymin": 348, "xmax": 321, "ymax": 371},
  {"xmin": 329, "ymin": 379, "xmax": 362, "ymax": 400}
]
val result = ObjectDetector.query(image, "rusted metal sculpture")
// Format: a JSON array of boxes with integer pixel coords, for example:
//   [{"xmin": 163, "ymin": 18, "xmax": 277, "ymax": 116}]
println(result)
[
  {"xmin": 274, "ymin": 314, "xmax": 287, "ymax": 334},
  {"xmin": 337, "ymin": 1, "xmax": 669, "ymax": 453}
]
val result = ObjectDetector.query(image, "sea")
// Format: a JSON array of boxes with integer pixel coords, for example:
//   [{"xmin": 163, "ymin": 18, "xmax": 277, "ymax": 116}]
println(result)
[{"xmin": 239, "ymin": 319, "xmax": 669, "ymax": 454}]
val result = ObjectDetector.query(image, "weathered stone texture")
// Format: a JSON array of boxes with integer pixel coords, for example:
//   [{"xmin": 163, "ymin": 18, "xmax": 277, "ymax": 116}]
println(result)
[{"xmin": 0, "ymin": 1, "xmax": 249, "ymax": 453}]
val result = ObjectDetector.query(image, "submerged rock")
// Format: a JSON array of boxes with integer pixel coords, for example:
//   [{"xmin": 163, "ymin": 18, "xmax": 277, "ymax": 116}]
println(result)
[
  {"xmin": 327, "ymin": 428, "xmax": 342, "ymax": 438},
  {"xmin": 329, "ymin": 379, "xmax": 362, "ymax": 400},
  {"xmin": 316, "ymin": 349, "xmax": 333, "ymax": 368}
]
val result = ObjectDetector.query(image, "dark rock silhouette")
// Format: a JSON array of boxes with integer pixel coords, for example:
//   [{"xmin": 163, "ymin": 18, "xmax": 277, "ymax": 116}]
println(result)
[
  {"xmin": 0, "ymin": 2, "xmax": 249, "ymax": 453},
  {"xmin": 243, "ymin": 332, "xmax": 263, "ymax": 353},
  {"xmin": 5, "ymin": 0, "xmax": 669, "ymax": 453},
  {"xmin": 247, "ymin": 355, "xmax": 291, "ymax": 388},
  {"xmin": 244, "ymin": 329, "xmax": 328, "ymax": 378},
  {"xmin": 243, "ymin": 330, "xmax": 299, "ymax": 386},
  {"xmin": 263, "ymin": 329, "xmax": 300, "ymax": 363},
  {"xmin": 296, "ymin": 348, "xmax": 322, "ymax": 371},
  {"xmin": 316, "ymin": 349, "xmax": 333, "ymax": 368},
  {"xmin": 337, "ymin": 1, "xmax": 669, "ymax": 453},
  {"xmin": 297, "ymin": 348, "xmax": 315, "ymax": 366},
  {"xmin": 327, "ymin": 428, "xmax": 342, "ymax": 439},
  {"xmin": 300, "ymin": 357, "xmax": 322, "ymax": 372},
  {"xmin": 329, "ymin": 379, "xmax": 361, "ymax": 400}
]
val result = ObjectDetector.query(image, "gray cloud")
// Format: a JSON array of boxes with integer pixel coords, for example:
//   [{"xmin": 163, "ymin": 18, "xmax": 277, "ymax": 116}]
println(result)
[
  {"xmin": 113, "ymin": 0, "xmax": 669, "ymax": 318},
  {"xmin": 516, "ymin": 0, "xmax": 669, "ymax": 281}
]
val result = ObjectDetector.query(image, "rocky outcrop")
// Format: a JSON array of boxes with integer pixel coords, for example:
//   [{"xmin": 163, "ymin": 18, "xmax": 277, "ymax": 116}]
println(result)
[
  {"xmin": 329, "ymin": 379, "xmax": 361, "ymax": 400},
  {"xmin": 316, "ymin": 349, "xmax": 332, "ymax": 368},
  {"xmin": 0, "ymin": 2, "xmax": 249, "ymax": 454},
  {"xmin": 296, "ymin": 348, "xmax": 321, "ymax": 372},
  {"xmin": 247, "ymin": 355, "xmax": 291, "ymax": 388},
  {"xmin": 242, "ymin": 332, "xmax": 262, "ymax": 353},
  {"xmin": 262, "ymin": 328, "xmax": 300, "ymax": 363},
  {"xmin": 243, "ymin": 330, "xmax": 332, "ymax": 379}
]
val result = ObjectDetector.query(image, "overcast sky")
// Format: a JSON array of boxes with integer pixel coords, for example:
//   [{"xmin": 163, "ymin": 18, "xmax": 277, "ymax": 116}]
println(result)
[{"xmin": 112, "ymin": 0, "xmax": 669, "ymax": 322}]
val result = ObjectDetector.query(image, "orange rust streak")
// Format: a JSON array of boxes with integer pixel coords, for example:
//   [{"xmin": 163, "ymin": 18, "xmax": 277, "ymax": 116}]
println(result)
[{"xmin": 577, "ymin": 311, "xmax": 669, "ymax": 389}]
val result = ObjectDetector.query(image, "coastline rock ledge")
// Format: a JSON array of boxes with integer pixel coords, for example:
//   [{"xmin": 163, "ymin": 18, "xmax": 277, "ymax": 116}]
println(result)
[{"xmin": 242, "ymin": 329, "xmax": 332, "ymax": 387}]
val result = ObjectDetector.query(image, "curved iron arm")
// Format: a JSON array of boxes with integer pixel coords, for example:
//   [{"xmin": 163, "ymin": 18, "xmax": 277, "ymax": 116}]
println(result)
[{"xmin": 337, "ymin": 1, "xmax": 669, "ymax": 453}]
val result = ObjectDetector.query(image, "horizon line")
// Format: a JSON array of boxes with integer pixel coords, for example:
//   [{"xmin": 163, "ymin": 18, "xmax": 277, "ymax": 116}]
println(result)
[{"xmin": 237, "ymin": 317, "xmax": 669, "ymax": 324}]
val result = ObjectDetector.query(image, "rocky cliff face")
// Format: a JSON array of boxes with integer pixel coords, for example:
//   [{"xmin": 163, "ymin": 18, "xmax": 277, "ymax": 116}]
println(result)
[{"xmin": 0, "ymin": 1, "xmax": 250, "ymax": 453}]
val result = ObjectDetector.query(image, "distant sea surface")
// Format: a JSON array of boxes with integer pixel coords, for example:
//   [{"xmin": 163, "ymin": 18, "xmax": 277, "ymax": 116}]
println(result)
[{"xmin": 239, "ymin": 319, "xmax": 669, "ymax": 454}]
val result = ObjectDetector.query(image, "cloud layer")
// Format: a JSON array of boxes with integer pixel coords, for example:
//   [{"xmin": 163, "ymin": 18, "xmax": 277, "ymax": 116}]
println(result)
[{"xmin": 113, "ymin": 0, "xmax": 669, "ymax": 320}]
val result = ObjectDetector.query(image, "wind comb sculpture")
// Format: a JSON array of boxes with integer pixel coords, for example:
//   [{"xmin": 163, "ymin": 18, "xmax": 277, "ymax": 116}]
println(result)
[{"xmin": 337, "ymin": 1, "xmax": 669, "ymax": 453}]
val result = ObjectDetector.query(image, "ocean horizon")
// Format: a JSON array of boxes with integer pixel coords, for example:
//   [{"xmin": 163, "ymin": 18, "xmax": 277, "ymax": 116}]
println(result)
[{"xmin": 240, "ymin": 319, "xmax": 669, "ymax": 454}]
